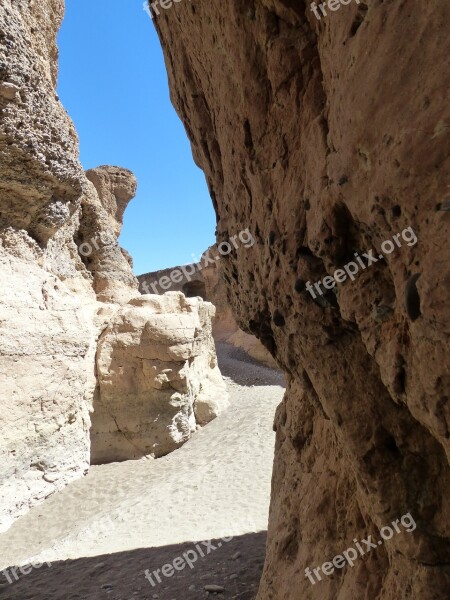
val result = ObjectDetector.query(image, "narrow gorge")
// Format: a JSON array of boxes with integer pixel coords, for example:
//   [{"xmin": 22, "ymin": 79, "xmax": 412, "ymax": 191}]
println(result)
[{"xmin": 0, "ymin": 1, "xmax": 449, "ymax": 600}]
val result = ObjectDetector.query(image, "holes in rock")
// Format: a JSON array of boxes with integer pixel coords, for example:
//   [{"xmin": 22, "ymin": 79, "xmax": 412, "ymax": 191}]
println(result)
[
  {"xmin": 296, "ymin": 245, "xmax": 314, "ymax": 257},
  {"xmin": 243, "ymin": 119, "xmax": 254, "ymax": 157},
  {"xmin": 393, "ymin": 367, "xmax": 406, "ymax": 394},
  {"xmin": 405, "ymin": 273, "xmax": 421, "ymax": 321},
  {"xmin": 392, "ymin": 205, "xmax": 402, "ymax": 218},
  {"xmin": 349, "ymin": 3, "xmax": 368, "ymax": 37},
  {"xmin": 273, "ymin": 311, "xmax": 285, "ymax": 327},
  {"xmin": 294, "ymin": 279, "xmax": 305, "ymax": 293}
]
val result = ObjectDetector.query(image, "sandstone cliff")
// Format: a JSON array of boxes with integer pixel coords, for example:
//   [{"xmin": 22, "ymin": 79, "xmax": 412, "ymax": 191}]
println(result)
[
  {"xmin": 153, "ymin": 2, "xmax": 450, "ymax": 598},
  {"xmin": 0, "ymin": 0, "xmax": 227, "ymax": 531}
]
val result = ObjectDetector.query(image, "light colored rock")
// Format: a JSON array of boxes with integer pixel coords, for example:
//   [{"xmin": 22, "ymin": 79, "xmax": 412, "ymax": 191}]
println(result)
[
  {"xmin": 79, "ymin": 166, "xmax": 140, "ymax": 304},
  {"xmin": 92, "ymin": 292, "xmax": 228, "ymax": 462},
  {"xmin": 205, "ymin": 585, "xmax": 225, "ymax": 593},
  {"xmin": 0, "ymin": 233, "xmax": 98, "ymax": 531},
  {"xmin": 0, "ymin": 82, "xmax": 19, "ymax": 100},
  {"xmin": 0, "ymin": 0, "xmax": 228, "ymax": 529},
  {"xmin": 0, "ymin": 0, "xmax": 95, "ymax": 532}
]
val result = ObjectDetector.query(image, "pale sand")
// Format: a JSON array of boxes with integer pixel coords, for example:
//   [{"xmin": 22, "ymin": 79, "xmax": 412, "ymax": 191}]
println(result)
[{"xmin": 0, "ymin": 343, "xmax": 285, "ymax": 599}]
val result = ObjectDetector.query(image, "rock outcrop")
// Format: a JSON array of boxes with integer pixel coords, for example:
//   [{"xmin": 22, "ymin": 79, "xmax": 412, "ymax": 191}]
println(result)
[
  {"xmin": 0, "ymin": 0, "xmax": 227, "ymax": 531},
  {"xmin": 0, "ymin": 0, "xmax": 97, "ymax": 532},
  {"xmin": 153, "ymin": 2, "xmax": 450, "ymax": 599},
  {"xmin": 138, "ymin": 245, "xmax": 277, "ymax": 367},
  {"xmin": 92, "ymin": 292, "xmax": 228, "ymax": 463},
  {"xmin": 80, "ymin": 166, "xmax": 139, "ymax": 304}
]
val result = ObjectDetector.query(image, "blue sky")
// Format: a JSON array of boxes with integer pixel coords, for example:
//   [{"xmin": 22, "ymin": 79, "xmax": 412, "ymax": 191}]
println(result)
[{"xmin": 57, "ymin": 0, "xmax": 216, "ymax": 275}]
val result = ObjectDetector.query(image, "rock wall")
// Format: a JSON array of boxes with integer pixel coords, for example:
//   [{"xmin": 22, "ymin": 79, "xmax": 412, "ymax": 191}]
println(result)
[
  {"xmin": 0, "ymin": 0, "xmax": 97, "ymax": 532},
  {"xmin": 138, "ymin": 262, "xmax": 207, "ymax": 298},
  {"xmin": 0, "ymin": 0, "xmax": 227, "ymax": 530},
  {"xmin": 201, "ymin": 246, "xmax": 278, "ymax": 368},
  {"xmin": 153, "ymin": 2, "xmax": 450, "ymax": 598}
]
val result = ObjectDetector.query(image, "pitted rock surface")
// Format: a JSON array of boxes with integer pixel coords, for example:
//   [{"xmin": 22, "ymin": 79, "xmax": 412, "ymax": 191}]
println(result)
[{"xmin": 153, "ymin": 2, "xmax": 450, "ymax": 598}]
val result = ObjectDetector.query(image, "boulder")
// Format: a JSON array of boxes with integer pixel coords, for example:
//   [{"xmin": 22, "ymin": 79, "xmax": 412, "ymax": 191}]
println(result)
[{"xmin": 92, "ymin": 293, "xmax": 228, "ymax": 463}]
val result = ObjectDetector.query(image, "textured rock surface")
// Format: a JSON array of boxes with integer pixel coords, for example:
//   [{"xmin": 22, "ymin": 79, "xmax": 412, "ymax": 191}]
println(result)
[
  {"xmin": 201, "ymin": 246, "xmax": 277, "ymax": 368},
  {"xmin": 92, "ymin": 292, "xmax": 228, "ymax": 463},
  {"xmin": 138, "ymin": 246, "xmax": 277, "ymax": 367},
  {"xmin": 0, "ymin": 0, "xmax": 96, "ymax": 531},
  {"xmin": 138, "ymin": 262, "xmax": 206, "ymax": 297},
  {"xmin": 153, "ymin": 2, "xmax": 450, "ymax": 598},
  {"xmin": 81, "ymin": 166, "xmax": 139, "ymax": 303},
  {"xmin": 0, "ymin": 0, "xmax": 227, "ymax": 530}
]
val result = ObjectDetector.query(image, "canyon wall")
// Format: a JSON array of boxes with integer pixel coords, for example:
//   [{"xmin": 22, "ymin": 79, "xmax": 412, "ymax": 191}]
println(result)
[
  {"xmin": 0, "ymin": 0, "xmax": 226, "ymax": 530},
  {"xmin": 153, "ymin": 1, "xmax": 450, "ymax": 598},
  {"xmin": 0, "ymin": 0, "xmax": 97, "ymax": 532}
]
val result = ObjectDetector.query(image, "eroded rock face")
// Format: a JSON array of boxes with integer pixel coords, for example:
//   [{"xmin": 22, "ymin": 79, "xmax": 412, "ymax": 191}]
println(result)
[
  {"xmin": 153, "ymin": 2, "xmax": 450, "ymax": 598},
  {"xmin": 0, "ymin": 0, "xmax": 227, "ymax": 530},
  {"xmin": 91, "ymin": 292, "xmax": 228, "ymax": 463},
  {"xmin": 0, "ymin": 0, "xmax": 96, "ymax": 531},
  {"xmin": 80, "ymin": 166, "xmax": 139, "ymax": 303},
  {"xmin": 201, "ymin": 246, "xmax": 277, "ymax": 368}
]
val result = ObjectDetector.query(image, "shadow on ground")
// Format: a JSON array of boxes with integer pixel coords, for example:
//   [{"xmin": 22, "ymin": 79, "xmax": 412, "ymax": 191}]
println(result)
[{"xmin": 0, "ymin": 532, "xmax": 266, "ymax": 600}]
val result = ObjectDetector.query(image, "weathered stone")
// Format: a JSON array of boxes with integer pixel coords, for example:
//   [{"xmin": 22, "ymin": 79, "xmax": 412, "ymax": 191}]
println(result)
[
  {"xmin": 0, "ymin": 0, "xmax": 227, "ymax": 530},
  {"xmin": 92, "ymin": 292, "xmax": 228, "ymax": 463},
  {"xmin": 138, "ymin": 245, "xmax": 277, "ymax": 368},
  {"xmin": 153, "ymin": 2, "xmax": 450, "ymax": 598},
  {"xmin": 0, "ymin": 0, "xmax": 96, "ymax": 531}
]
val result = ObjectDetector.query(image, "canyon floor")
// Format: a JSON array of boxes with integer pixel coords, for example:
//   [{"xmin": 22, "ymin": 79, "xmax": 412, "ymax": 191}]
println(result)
[{"xmin": 0, "ymin": 343, "xmax": 285, "ymax": 600}]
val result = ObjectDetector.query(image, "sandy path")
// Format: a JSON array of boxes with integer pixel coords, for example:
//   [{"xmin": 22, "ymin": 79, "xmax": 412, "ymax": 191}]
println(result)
[{"xmin": 0, "ymin": 343, "xmax": 284, "ymax": 599}]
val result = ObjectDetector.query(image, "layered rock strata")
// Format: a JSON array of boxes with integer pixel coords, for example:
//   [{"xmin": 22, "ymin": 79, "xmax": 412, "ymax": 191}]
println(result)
[
  {"xmin": 92, "ymin": 292, "xmax": 228, "ymax": 463},
  {"xmin": 0, "ymin": 0, "xmax": 226, "ymax": 531},
  {"xmin": 153, "ymin": 2, "xmax": 450, "ymax": 598}
]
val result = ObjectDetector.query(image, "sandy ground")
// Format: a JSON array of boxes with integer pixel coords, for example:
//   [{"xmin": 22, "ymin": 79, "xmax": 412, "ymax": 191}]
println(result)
[{"xmin": 0, "ymin": 343, "xmax": 285, "ymax": 600}]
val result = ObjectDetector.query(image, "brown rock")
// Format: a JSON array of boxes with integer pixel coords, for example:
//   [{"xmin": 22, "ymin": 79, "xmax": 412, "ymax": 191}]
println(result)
[{"xmin": 153, "ymin": 2, "xmax": 450, "ymax": 598}]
